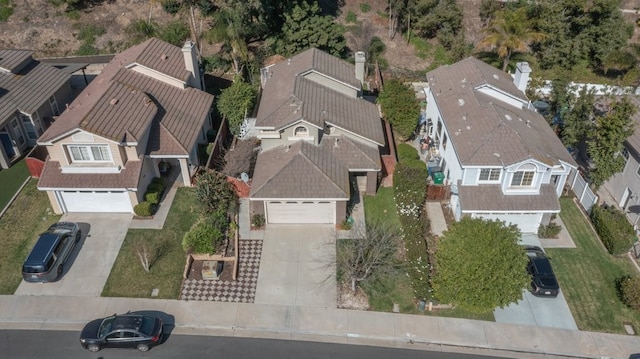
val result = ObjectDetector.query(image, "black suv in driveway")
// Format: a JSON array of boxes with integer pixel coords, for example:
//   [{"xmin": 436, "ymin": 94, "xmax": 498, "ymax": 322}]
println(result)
[
  {"xmin": 22, "ymin": 222, "xmax": 81, "ymax": 283},
  {"xmin": 524, "ymin": 245, "xmax": 560, "ymax": 298}
]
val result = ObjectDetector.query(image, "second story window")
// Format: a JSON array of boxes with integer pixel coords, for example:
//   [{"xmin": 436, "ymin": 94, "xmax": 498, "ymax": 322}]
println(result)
[
  {"xmin": 294, "ymin": 126, "xmax": 308, "ymax": 137},
  {"xmin": 479, "ymin": 168, "xmax": 501, "ymax": 182},
  {"xmin": 511, "ymin": 170, "xmax": 534, "ymax": 187},
  {"xmin": 68, "ymin": 145, "xmax": 111, "ymax": 162}
]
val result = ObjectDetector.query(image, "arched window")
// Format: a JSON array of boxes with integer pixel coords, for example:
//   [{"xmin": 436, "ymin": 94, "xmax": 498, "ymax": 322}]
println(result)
[{"xmin": 294, "ymin": 126, "xmax": 308, "ymax": 137}]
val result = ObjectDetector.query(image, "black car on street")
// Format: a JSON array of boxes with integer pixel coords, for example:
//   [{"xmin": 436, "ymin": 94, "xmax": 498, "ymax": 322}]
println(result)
[{"xmin": 80, "ymin": 313, "xmax": 164, "ymax": 352}]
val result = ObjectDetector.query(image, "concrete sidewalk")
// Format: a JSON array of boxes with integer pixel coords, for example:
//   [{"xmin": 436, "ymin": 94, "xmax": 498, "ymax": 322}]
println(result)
[{"xmin": 0, "ymin": 294, "xmax": 638, "ymax": 358}]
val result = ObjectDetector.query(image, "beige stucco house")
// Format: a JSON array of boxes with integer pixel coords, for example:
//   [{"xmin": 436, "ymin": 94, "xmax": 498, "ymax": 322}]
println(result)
[
  {"xmin": 37, "ymin": 38, "xmax": 214, "ymax": 213},
  {"xmin": 249, "ymin": 48, "xmax": 386, "ymax": 224}
]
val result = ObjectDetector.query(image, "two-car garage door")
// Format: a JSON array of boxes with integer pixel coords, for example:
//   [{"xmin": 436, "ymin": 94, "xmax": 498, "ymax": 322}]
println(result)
[
  {"xmin": 266, "ymin": 201, "xmax": 335, "ymax": 224},
  {"xmin": 57, "ymin": 191, "xmax": 133, "ymax": 213}
]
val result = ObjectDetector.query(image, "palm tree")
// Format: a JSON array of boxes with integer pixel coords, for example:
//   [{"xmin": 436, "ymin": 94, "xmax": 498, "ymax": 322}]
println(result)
[{"xmin": 478, "ymin": 7, "xmax": 545, "ymax": 71}]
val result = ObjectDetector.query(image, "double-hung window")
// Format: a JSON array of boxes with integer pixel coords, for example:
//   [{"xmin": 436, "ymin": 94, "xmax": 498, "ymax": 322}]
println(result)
[
  {"xmin": 511, "ymin": 170, "xmax": 534, "ymax": 187},
  {"xmin": 479, "ymin": 168, "xmax": 501, "ymax": 182},
  {"xmin": 68, "ymin": 145, "xmax": 111, "ymax": 162}
]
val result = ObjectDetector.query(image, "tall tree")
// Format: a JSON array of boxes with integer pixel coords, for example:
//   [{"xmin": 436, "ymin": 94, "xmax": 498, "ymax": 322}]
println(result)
[
  {"xmin": 561, "ymin": 87, "xmax": 595, "ymax": 149},
  {"xmin": 433, "ymin": 217, "xmax": 529, "ymax": 313},
  {"xmin": 588, "ymin": 97, "xmax": 636, "ymax": 188},
  {"xmin": 216, "ymin": 78, "xmax": 258, "ymax": 136},
  {"xmin": 206, "ymin": 5, "xmax": 252, "ymax": 74},
  {"xmin": 377, "ymin": 79, "xmax": 421, "ymax": 140},
  {"xmin": 478, "ymin": 7, "xmax": 545, "ymax": 71},
  {"xmin": 410, "ymin": 0, "xmax": 463, "ymax": 40},
  {"xmin": 273, "ymin": 0, "xmax": 346, "ymax": 57}
]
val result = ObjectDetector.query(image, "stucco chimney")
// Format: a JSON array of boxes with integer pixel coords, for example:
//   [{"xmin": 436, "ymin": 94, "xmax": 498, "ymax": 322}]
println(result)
[
  {"xmin": 182, "ymin": 41, "xmax": 203, "ymax": 90},
  {"xmin": 355, "ymin": 51, "xmax": 366, "ymax": 83},
  {"xmin": 513, "ymin": 62, "xmax": 531, "ymax": 93}
]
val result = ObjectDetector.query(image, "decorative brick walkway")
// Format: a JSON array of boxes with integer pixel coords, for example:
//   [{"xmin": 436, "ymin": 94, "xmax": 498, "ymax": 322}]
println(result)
[{"xmin": 180, "ymin": 240, "xmax": 262, "ymax": 302}]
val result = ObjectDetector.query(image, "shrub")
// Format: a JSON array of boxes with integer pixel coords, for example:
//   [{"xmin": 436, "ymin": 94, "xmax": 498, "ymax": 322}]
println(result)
[
  {"xmin": 590, "ymin": 205, "xmax": 635, "ymax": 255},
  {"xmin": 159, "ymin": 20, "xmax": 190, "ymax": 46},
  {"xmin": 162, "ymin": 0, "xmax": 181, "ymax": 14},
  {"xmin": 147, "ymin": 177, "xmax": 166, "ymax": 194},
  {"xmin": 203, "ymin": 55, "xmax": 232, "ymax": 73},
  {"xmin": 195, "ymin": 170, "xmax": 237, "ymax": 214},
  {"xmin": 251, "ymin": 213, "xmax": 265, "ymax": 228},
  {"xmin": 346, "ymin": 10, "xmax": 357, "ymax": 23},
  {"xmin": 145, "ymin": 191, "xmax": 160, "ymax": 205},
  {"xmin": 134, "ymin": 201, "xmax": 154, "ymax": 217},
  {"xmin": 619, "ymin": 275, "xmax": 640, "ymax": 310},
  {"xmin": 0, "ymin": 1, "xmax": 13, "ymax": 22},
  {"xmin": 182, "ymin": 221, "xmax": 220, "ymax": 254},
  {"xmin": 360, "ymin": 3, "xmax": 371, "ymax": 13},
  {"xmin": 537, "ymin": 222, "xmax": 561, "ymax": 238}
]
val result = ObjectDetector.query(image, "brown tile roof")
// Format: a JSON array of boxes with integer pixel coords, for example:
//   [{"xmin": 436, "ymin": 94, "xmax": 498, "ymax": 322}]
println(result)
[
  {"xmin": 37, "ymin": 159, "xmax": 143, "ymax": 189},
  {"xmin": 256, "ymin": 48, "xmax": 383, "ymax": 145},
  {"xmin": 250, "ymin": 140, "xmax": 349, "ymax": 199},
  {"xmin": 0, "ymin": 50, "xmax": 71, "ymax": 121},
  {"xmin": 459, "ymin": 183, "xmax": 560, "ymax": 212},
  {"xmin": 427, "ymin": 57, "xmax": 577, "ymax": 168},
  {"xmin": 38, "ymin": 38, "xmax": 213, "ymax": 156},
  {"xmin": 319, "ymin": 135, "xmax": 381, "ymax": 170}
]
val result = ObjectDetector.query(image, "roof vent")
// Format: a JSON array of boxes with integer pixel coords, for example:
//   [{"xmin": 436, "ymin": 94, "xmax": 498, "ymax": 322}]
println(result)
[
  {"xmin": 466, "ymin": 125, "xmax": 471, "ymax": 130},
  {"xmin": 334, "ymin": 137, "xmax": 339, "ymax": 148},
  {"xmin": 504, "ymin": 114, "xmax": 512, "ymax": 121},
  {"xmin": 110, "ymin": 98, "xmax": 119, "ymax": 105},
  {"xmin": 458, "ymin": 99, "xmax": 464, "ymax": 106},
  {"xmin": 493, "ymin": 74, "xmax": 499, "ymax": 80},
  {"xmin": 462, "ymin": 115, "xmax": 467, "ymax": 121},
  {"xmin": 160, "ymin": 54, "xmax": 168, "ymax": 60},
  {"xmin": 526, "ymin": 119, "xmax": 531, "ymax": 127}
]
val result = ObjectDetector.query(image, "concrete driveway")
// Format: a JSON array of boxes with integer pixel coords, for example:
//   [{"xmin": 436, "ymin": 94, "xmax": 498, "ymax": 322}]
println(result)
[
  {"xmin": 15, "ymin": 213, "xmax": 132, "ymax": 297},
  {"xmin": 494, "ymin": 233, "xmax": 578, "ymax": 330},
  {"xmin": 254, "ymin": 225, "xmax": 336, "ymax": 308}
]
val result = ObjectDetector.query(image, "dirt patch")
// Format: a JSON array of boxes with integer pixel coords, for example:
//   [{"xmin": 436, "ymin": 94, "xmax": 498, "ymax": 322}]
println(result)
[{"xmin": 337, "ymin": 281, "xmax": 370, "ymax": 310}]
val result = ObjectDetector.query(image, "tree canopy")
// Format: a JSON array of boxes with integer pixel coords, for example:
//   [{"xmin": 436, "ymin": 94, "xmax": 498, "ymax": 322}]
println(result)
[
  {"xmin": 433, "ymin": 217, "xmax": 529, "ymax": 313},
  {"xmin": 216, "ymin": 79, "xmax": 257, "ymax": 136},
  {"xmin": 377, "ymin": 79, "xmax": 421, "ymax": 140},
  {"xmin": 272, "ymin": 0, "xmax": 346, "ymax": 57},
  {"xmin": 588, "ymin": 97, "xmax": 636, "ymax": 188}
]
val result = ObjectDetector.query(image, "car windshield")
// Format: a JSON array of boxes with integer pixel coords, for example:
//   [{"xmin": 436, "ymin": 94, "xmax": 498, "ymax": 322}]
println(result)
[{"xmin": 99, "ymin": 317, "xmax": 115, "ymax": 338}]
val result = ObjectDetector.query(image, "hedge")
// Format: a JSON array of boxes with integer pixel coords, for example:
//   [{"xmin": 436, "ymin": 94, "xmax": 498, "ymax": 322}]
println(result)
[{"xmin": 590, "ymin": 205, "xmax": 635, "ymax": 255}]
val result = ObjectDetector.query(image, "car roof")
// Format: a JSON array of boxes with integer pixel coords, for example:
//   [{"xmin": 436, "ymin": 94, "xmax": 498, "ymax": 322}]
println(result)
[
  {"xmin": 24, "ymin": 233, "xmax": 62, "ymax": 264},
  {"xmin": 112, "ymin": 315, "xmax": 146, "ymax": 331},
  {"xmin": 530, "ymin": 256, "xmax": 554, "ymax": 275}
]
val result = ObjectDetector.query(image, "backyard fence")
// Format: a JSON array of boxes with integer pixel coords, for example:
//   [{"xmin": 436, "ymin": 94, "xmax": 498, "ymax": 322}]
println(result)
[{"xmin": 568, "ymin": 169, "xmax": 598, "ymax": 214}]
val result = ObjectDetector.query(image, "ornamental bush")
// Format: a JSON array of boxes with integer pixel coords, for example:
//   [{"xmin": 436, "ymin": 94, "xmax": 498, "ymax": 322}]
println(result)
[
  {"xmin": 134, "ymin": 201, "xmax": 154, "ymax": 217},
  {"xmin": 618, "ymin": 275, "xmax": 640, "ymax": 311},
  {"xmin": 182, "ymin": 221, "xmax": 221, "ymax": 254},
  {"xmin": 590, "ymin": 205, "xmax": 634, "ymax": 255}
]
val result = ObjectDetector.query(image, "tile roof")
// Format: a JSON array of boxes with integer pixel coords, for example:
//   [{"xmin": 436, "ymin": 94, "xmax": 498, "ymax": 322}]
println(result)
[
  {"xmin": 38, "ymin": 38, "xmax": 213, "ymax": 156},
  {"xmin": 319, "ymin": 135, "xmax": 381, "ymax": 170},
  {"xmin": 256, "ymin": 48, "xmax": 383, "ymax": 145},
  {"xmin": 37, "ymin": 159, "xmax": 143, "ymax": 189},
  {"xmin": 459, "ymin": 184, "xmax": 560, "ymax": 212},
  {"xmin": 250, "ymin": 140, "xmax": 349, "ymax": 199},
  {"xmin": 0, "ymin": 50, "xmax": 71, "ymax": 121},
  {"xmin": 427, "ymin": 57, "xmax": 577, "ymax": 168}
]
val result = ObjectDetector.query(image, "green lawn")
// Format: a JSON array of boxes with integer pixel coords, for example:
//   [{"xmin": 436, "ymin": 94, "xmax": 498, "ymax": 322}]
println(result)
[
  {"xmin": 0, "ymin": 160, "xmax": 30, "ymax": 212},
  {"xmin": 548, "ymin": 197, "xmax": 640, "ymax": 333},
  {"xmin": 102, "ymin": 188, "xmax": 202, "ymax": 299},
  {"xmin": 0, "ymin": 180, "xmax": 61, "ymax": 294}
]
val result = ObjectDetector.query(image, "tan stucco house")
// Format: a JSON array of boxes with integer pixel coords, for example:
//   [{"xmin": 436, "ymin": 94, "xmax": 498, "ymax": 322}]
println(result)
[
  {"xmin": 249, "ymin": 48, "xmax": 386, "ymax": 224},
  {"xmin": 36, "ymin": 38, "xmax": 214, "ymax": 214}
]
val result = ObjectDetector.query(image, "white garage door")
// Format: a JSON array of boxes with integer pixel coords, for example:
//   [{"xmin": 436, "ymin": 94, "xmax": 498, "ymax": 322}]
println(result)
[
  {"xmin": 477, "ymin": 213, "xmax": 542, "ymax": 234},
  {"xmin": 266, "ymin": 201, "xmax": 335, "ymax": 224},
  {"xmin": 58, "ymin": 191, "xmax": 133, "ymax": 213}
]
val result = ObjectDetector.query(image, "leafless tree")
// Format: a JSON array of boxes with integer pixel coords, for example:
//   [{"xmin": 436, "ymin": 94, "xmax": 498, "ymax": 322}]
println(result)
[
  {"xmin": 336, "ymin": 221, "xmax": 404, "ymax": 292},
  {"xmin": 133, "ymin": 239, "xmax": 171, "ymax": 273},
  {"xmin": 218, "ymin": 138, "xmax": 260, "ymax": 178}
]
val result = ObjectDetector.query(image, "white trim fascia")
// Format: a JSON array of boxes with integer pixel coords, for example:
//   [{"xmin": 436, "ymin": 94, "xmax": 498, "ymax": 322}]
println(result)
[
  {"xmin": 474, "ymin": 83, "xmax": 528, "ymax": 106},
  {"xmin": 39, "ymin": 187, "xmax": 138, "ymax": 191},
  {"xmin": 125, "ymin": 62, "xmax": 187, "ymax": 86},
  {"xmin": 299, "ymin": 70, "xmax": 360, "ymax": 92},
  {"xmin": 461, "ymin": 209, "xmax": 557, "ymax": 214},
  {"xmin": 324, "ymin": 121, "xmax": 384, "ymax": 147},
  {"xmin": 250, "ymin": 197, "xmax": 348, "ymax": 201},
  {"xmin": 147, "ymin": 154, "xmax": 189, "ymax": 158},
  {"xmin": 349, "ymin": 168, "xmax": 380, "ymax": 172},
  {"xmin": 38, "ymin": 129, "xmax": 120, "ymax": 146}
]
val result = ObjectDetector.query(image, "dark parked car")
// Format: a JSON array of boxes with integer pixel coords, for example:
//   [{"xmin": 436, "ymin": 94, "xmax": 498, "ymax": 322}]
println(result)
[
  {"xmin": 525, "ymin": 245, "xmax": 559, "ymax": 298},
  {"xmin": 22, "ymin": 222, "xmax": 81, "ymax": 283},
  {"xmin": 80, "ymin": 313, "xmax": 164, "ymax": 352}
]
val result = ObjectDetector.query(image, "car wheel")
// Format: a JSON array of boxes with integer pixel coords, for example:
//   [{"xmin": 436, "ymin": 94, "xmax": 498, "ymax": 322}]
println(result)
[
  {"xmin": 87, "ymin": 344, "xmax": 100, "ymax": 352},
  {"xmin": 57, "ymin": 264, "xmax": 64, "ymax": 278},
  {"xmin": 137, "ymin": 343, "xmax": 150, "ymax": 352}
]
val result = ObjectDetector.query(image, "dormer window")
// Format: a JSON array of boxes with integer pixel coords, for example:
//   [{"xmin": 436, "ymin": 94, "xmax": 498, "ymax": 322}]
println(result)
[
  {"xmin": 511, "ymin": 170, "xmax": 534, "ymax": 187},
  {"xmin": 294, "ymin": 126, "xmax": 308, "ymax": 137}
]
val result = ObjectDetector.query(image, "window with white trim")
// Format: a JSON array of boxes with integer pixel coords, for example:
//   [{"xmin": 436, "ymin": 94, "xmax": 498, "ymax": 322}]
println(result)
[
  {"xmin": 67, "ymin": 145, "xmax": 112, "ymax": 162},
  {"xmin": 294, "ymin": 126, "xmax": 308, "ymax": 137},
  {"xmin": 49, "ymin": 96, "xmax": 60, "ymax": 116},
  {"xmin": 479, "ymin": 168, "xmax": 501, "ymax": 182},
  {"xmin": 19, "ymin": 114, "xmax": 37, "ymax": 140},
  {"xmin": 511, "ymin": 170, "xmax": 534, "ymax": 187}
]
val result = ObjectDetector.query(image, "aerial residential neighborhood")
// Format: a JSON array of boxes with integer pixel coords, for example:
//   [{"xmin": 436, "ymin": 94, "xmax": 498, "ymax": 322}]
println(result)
[{"xmin": 1, "ymin": 0, "xmax": 640, "ymax": 357}]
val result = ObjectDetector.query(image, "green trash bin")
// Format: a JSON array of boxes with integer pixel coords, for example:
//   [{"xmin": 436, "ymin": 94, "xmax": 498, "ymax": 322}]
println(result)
[{"xmin": 433, "ymin": 171, "xmax": 445, "ymax": 185}]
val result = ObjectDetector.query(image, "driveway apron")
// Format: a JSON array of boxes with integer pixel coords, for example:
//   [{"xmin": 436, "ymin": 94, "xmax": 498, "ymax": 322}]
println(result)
[
  {"xmin": 15, "ymin": 213, "xmax": 132, "ymax": 297},
  {"xmin": 254, "ymin": 225, "xmax": 336, "ymax": 308}
]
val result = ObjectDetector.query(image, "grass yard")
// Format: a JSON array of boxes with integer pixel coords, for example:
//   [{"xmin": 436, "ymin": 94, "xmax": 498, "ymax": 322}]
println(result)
[
  {"xmin": 0, "ymin": 179, "xmax": 60, "ymax": 294},
  {"xmin": 102, "ymin": 188, "xmax": 202, "ymax": 299},
  {"xmin": 549, "ymin": 197, "xmax": 640, "ymax": 333},
  {"xmin": 0, "ymin": 160, "xmax": 30, "ymax": 212}
]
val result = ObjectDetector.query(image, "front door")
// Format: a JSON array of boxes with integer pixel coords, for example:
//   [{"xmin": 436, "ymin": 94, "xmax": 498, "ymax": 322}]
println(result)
[{"xmin": 0, "ymin": 133, "xmax": 15, "ymax": 158}]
